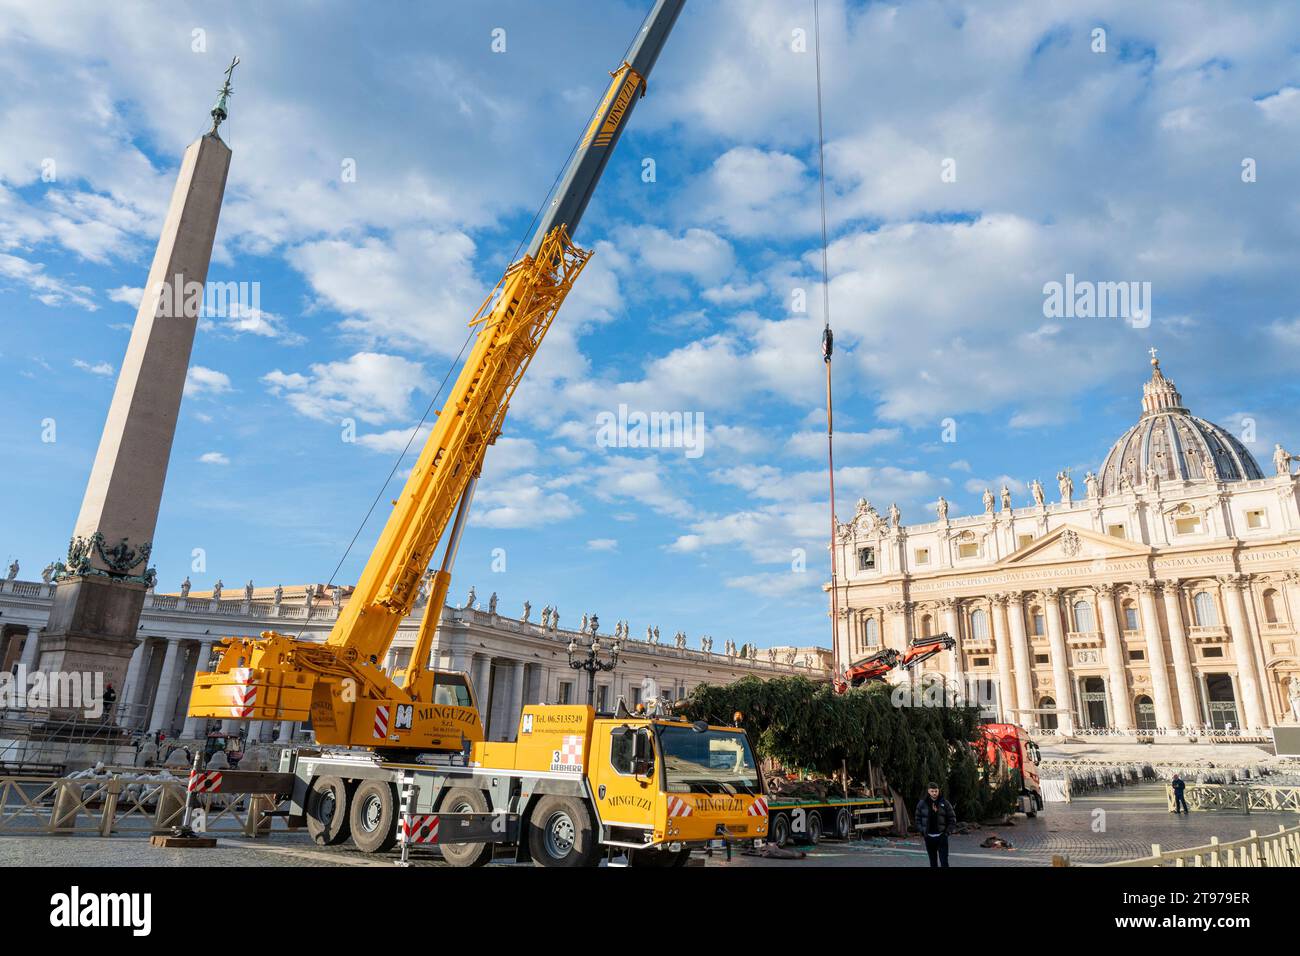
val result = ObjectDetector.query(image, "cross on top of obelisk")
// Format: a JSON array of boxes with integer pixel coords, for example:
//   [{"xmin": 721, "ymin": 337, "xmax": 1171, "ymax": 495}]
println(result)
[{"xmin": 209, "ymin": 56, "xmax": 241, "ymax": 136}]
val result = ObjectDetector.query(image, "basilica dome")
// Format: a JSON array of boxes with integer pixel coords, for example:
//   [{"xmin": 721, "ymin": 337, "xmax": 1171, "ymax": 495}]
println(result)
[{"xmin": 1098, "ymin": 354, "xmax": 1264, "ymax": 495}]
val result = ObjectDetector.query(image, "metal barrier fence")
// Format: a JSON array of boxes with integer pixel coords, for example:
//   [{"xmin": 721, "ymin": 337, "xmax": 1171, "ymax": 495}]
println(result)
[
  {"xmin": 0, "ymin": 769, "xmax": 292, "ymax": 838},
  {"xmin": 1105, "ymin": 822, "xmax": 1300, "ymax": 867},
  {"xmin": 1171, "ymin": 783, "xmax": 1300, "ymax": 814},
  {"xmin": 1037, "ymin": 762, "xmax": 1155, "ymax": 803}
]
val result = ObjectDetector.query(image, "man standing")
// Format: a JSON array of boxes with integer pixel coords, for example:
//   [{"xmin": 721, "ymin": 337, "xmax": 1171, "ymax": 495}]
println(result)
[
  {"xmin": 100, "ymin": 681, "xmax": 117, "ymax": 723},
  {"xmin": 1171, "ymin": 774, "xmax": 1189, "ymax": 814},
  {"xmin": 916, "ymin": 783, "xmax": 955, "ymax": 867}
]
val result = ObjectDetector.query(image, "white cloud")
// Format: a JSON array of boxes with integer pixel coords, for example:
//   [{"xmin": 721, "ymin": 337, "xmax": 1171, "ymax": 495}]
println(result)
[
  {"xmin": 785, "ymin": 428, "xmax": 900, "ymax": 459},
  {"xmin": 0, "ymin": 253, "xmax": 98, "ymax": 310},
  {"xmin": 701, "ymin": 281, "xmax": 765, "ymax": 305},
  {"xmin": 471, "ymin": 475, "xmax": 582, "ymax": 529},
  {"xmin": 184, "ymin": 366, "xmax": 232, "ymax": 398},
  {"xmin": 198, "ymin": 451, "xmax": 230, "ymax": 465},
  {"xmin": 73, "ymin": 358, "xmax": 113, "ymax": 376},
  {"xmin": 622, "ymin": 226, "xmax": 736, "ymax": 284},
  {"xmin": 587, "ymin": 538, "xmax": 618, "ymax": 552},
  {"xmin": 589, "ymin": 456, "xmax": 694, "ymax": 519},
  {"xmin": 107, "ymin": 285, "xmax": 143, "ymax": 308},
  {"xmin": 693, "ymin": 147, "xmax": 811, "ymax": 237},
  {"xmin": 1266, "ymin": 317, "xmax": 1300, "ymax": 349},
  {"xmin": 479, "ymin": 437, "xmax": 541, "ymax": 480},
  {"xmin": 263, "ymin": 352, "xmax": 423, "ymax": 425},
  {"xmin": 202, "ymin": 303, "xmax": 304, "ymax": 344},
  {"xmin": 357, "ymin": 423, "xmax": 432, "ymax": 455},
  {"xmin": 289, "ymin": 229, "xmax": 480, "ymax": 355},
  {"xmin": 725, "ymin": 570, "xmax": 818, "ymax": 598}
]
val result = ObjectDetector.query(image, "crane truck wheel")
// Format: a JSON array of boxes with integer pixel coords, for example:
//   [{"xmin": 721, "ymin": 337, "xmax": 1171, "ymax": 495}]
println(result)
[
  {"xmin": 527, "ymin": 795, "xmax": 598, "ymax": 868},
  {"xmin": 769, "ymin": 811, "xmax": 790, "ymax": 848},
  {"xmin": 349, "ymin": 780, "xmax": 398, "ymax": 854},
  {"xmin": 437, "ymin": 787, "xmax": 493, "ymax": 868},
  {"xmin": 305, "ymin": 776, "xmax": 353, "ymax": 846}
]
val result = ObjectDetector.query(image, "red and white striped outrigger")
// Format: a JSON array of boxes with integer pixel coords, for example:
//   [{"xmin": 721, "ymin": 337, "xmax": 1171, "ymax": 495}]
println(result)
[{"xmin": 399, "ymin": 814, "xmax": 440, "ymax": 845}]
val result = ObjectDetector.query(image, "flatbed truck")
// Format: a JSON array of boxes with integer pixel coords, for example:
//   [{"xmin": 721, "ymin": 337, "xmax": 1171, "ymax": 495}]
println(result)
[{"xmin": 766, "ymin": 793, "xmax": 893, "ymax": 846}]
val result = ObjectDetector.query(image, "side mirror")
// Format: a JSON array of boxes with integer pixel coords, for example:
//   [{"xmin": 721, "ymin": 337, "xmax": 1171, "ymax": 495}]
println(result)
[{"xmin": 632, "ymin": 731, "xmax": 653, "ymax": 777}]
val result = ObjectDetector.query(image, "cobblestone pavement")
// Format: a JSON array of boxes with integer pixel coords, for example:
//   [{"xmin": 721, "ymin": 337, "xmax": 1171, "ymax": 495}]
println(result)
[
  {"xmin": 2, "ymin": 783, "xmax": 1293, "ymax": 867},
  {"xmin": 725, "ymin": 782, "xmax": 1297, "ymax": 867}
]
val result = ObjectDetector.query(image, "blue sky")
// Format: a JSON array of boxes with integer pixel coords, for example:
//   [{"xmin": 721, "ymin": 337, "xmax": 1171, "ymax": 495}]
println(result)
[{"xmin": 3, "ymin": 0, "xmax": 1300, "ymax": 649}]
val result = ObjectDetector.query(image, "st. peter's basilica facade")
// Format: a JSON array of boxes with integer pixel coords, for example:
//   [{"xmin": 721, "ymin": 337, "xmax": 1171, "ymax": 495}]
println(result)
[{"xmin": 833, "ymin": 354, "xmax": 1300, "ymax": 735}]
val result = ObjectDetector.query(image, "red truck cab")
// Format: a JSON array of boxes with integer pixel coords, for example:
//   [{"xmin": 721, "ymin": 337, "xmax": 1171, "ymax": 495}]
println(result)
[{"xmin": 979, "ymin": 723, "xmax": 1043, "ymax": 816}]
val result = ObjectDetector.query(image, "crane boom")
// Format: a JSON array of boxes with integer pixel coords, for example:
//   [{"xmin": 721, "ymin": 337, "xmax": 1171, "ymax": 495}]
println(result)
[{"xmin": 187, "ymin": 0, "xmax": 686, "ymax": 752}]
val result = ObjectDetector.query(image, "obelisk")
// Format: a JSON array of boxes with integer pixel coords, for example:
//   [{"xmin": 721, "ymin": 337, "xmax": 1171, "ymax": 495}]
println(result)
[{"xmin": 35, "ymin": 61, "xmax": 238, "ymax": 711}]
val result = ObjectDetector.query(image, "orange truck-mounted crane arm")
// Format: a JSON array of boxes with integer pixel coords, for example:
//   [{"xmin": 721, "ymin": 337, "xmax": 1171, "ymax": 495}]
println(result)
[
  {"xmin": 833, "ymin": 632, "xmax": 955, "ymax": 692},
  {"xmin": 187, "ymin": 0, "xmax": 686, "ymax": 753}
]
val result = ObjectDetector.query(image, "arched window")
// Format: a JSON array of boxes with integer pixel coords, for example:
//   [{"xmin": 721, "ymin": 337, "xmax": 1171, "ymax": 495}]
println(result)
[
  {"xmin": 1073, "ymin": 600, "xmax": 1096, "ymax": 632},
  {"xmin": 863, "ymin": 616, "xmax": 879, "ymax": 647},
  {"xmin": 1038, "ymin": 696, "xmax": 1058, "ymax": 731},
  {"xmin": 970, "ymin": 608, "xmax": 989, "ymax": 640},
  {"xmin": 1193, "ymin": 591, "xmax": 1219, "ymax": 627},
  {"xmin": 1263, "ymin": 589, "xmax": 1283, "ymax": 624},
  {"xmin": 921, "ymin": 614, "xmax": 933, "ymax": 638},
  {"xmin": 1122, "ymin": 600, "xmax": 1139, "ymax": 631}
]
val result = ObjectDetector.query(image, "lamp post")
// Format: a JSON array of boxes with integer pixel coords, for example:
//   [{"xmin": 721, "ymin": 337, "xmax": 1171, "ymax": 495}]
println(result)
[{"xmin": 567, "ymin": 615, "xmax": 620, "ymax": 708}]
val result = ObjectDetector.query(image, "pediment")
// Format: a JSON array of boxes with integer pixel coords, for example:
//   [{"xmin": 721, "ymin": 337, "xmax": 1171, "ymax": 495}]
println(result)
[{"xmin": 1000, "ymin": 523, "xmax": 1150, "ymax": 567}]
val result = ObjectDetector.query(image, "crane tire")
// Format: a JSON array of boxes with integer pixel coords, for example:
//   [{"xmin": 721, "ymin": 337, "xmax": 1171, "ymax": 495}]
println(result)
[
  {"xmin": 528, "ymin": 795, "xmax": 598, "ymax": 868},
  {"xmin": 770, "ymin": 811, "xmax": 791, "ymax": 847},
  {"xmin": 349, "ymin": 780, "xmax": 398, "ymax": 854},
  {"xmin": 305, "ymin": 776, "xmax": 353, "ymax": 846},
  {"xmin": 438, "ymin": 788, "xmax": 494, "ymax": 867}
]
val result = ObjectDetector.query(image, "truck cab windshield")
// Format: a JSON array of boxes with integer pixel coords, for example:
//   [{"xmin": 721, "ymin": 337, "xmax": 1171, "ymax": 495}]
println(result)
[
  {"xmin": 656, "ymin": 725, "xmax": 760, "ymax": 796},
  {"xmin": 433, "ymin": 675, "xmax": 473, "ymax": 708}
]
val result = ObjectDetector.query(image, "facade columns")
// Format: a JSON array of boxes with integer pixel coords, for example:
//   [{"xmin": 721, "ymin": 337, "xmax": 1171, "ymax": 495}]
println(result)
[
  {"xmin": 1041, "ymin": 589, "xmax": 1074, "ymax": 734},
  {"xmin": 1136, "ymin": 580, "xmax": 1177, "ymax": 729},
  {"xmin": 473, "ymin": 655, "xmax": 493, "ymax": 730},
  {"xmin": 1220, "ymin": 575, "xmax": 1268, "ymax": 730},
  {"xmin": 18, "ymin": 628, "xmax": 41, "ymax": 669},
  {"xmin": 118, "ymin": 639, "xmax": 150, "ymax": 723},
  {"xmin": 277, "ymin": 720, "xmax": 295, "ymax": 743},
  {"xmin": 991, "ymin": 594, "xmax": 1016, "ymax": 721},
  {"xmin": 940, "ymin": 598, "xmax": 964, "ymax": 698},
  {"xmin": 509, "ymin": 659, "xmax": 527, "ymax": 737},
  {"xmin": 147, "ymin": 639, "xmax": 184, "ymax": 734},
  {"xmin": 1005, "ymin": 592, "xmax": 1035, "ymax": 726},
  {"xmin": 887, "ymin": 602, "xmax": 913, "ymax": 686},
  {"xmin": 1096, "ymin": 584, "xmax": 1134, "ymax": 729},
  {"xmin": 118, "ymin": 639, "xmax": 146, "ymax": 726},
  {"xmin": 1160, "ymin": 581, "xmax": 1200, "ymax": 729},
  {"xmin": 181, "ymin": 640, "xmax": 214, "ymax": 738}
]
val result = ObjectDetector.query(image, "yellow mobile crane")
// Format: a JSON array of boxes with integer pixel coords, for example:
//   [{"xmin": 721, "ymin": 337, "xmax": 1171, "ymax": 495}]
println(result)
[
  {"xmin": 186, "ymin": 0, "xmax": 769, "ymax": 866},
  {"xmin": 188, "ymin": 1, "xmax": 679, "ymax": 754}
]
